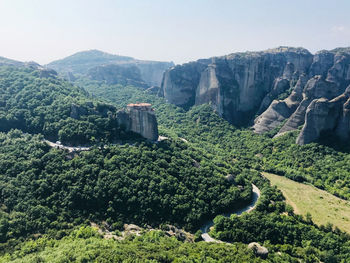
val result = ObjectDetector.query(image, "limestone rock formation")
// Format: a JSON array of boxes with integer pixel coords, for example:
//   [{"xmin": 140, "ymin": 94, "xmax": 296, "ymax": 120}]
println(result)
[
  {"xmin": 117, "ymin": 103, "xmax": 159, "ymax": 141},
  {"xmin": 248, "ymin": 242, "xmax": 268, "ymax": 259},
  {"xmin": 161, "ymin": 47, "xmax": 313, "ymax": 126},
  {"xmin": 161, "ymin": 46, "xmax": 350, "ymax": 144},
  {"xmin": 162, "ymin": 224, "xmax": 193, "ymax": 242},
  {"xmin": 296, "ymin": 87, "xmax": 350, "ymax": 144}
]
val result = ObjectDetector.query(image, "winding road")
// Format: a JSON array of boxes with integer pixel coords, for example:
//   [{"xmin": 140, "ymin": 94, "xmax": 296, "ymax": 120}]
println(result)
[{"xmin": 200, "ymin": 184, "xmax": 261, "ymax": 242}]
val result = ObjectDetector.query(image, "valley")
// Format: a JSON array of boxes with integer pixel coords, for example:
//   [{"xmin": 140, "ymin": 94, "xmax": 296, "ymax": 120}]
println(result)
[
  {"xmin": 1, "ymin": 47, "xmax": 350, "ymax": 262},
  {"xmin": 2, "ymin": 1, "xmax": 350, "ymax": 261}
]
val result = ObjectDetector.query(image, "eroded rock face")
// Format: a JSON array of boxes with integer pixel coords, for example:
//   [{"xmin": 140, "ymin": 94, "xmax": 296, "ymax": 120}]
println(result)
[
  {"xmin": 117, "ymin": 103, "xmax": 158, "ymax": 141},
  {"xmin": 161, "ymin": 47, "xmax": 313, "ymax": 126},
  {"xmin": 254, "ymin": 74, "xmax": 308, "ymax": 134},
  {"xmin": 161, "ymin": 62, "xmax": 207, "ymax": 109},
  {"xmin": 161, "ymin": 46, "xmax": 350, "ymax": 144},
  {"xmin": 296, "ymin": 87, "xmax": 350, "ymax": 144}
]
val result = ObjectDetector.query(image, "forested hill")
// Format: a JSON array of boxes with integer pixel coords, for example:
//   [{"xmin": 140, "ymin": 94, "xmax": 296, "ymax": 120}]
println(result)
[
  {"xmin": 47, "ymin": 50, "xmax": 174, "ymax": 87},
  {"xmin": 0, "ymin": 130, "xmax": 253, "ymax": 244},
  {"xmin": 0, "ymin": 65, "xmax": 138, "ymax": 145}
]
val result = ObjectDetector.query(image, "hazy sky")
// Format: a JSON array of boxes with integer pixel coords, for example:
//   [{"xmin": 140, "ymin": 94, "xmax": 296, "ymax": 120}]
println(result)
[{"xmin": 0, "ymin": 0, "xmax": 349, "ymax": 65}]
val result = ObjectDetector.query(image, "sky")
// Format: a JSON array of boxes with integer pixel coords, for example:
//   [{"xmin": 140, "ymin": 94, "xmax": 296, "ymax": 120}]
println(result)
[{"xmin": 0, "ymin": 0, "xmax": 349, "ymax": 65}]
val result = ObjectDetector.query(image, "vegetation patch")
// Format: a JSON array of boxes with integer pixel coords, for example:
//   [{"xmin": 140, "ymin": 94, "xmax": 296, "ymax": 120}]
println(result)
[{"xmin": 263, "ymin": 172, "xmax": 350, "ymax": 233}]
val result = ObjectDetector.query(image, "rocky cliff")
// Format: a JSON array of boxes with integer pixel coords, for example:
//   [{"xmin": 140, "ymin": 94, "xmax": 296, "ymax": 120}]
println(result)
[
  {"xmin": 296, "ymin": 86, "xmax": 350, "ymax": 144},
  {"xmin": 160, "ymin": 47, "xmax": 350, "ymax": 144},
  {"xmin": 256, "ymin": 48, "xmax": 350, "ymax": 144},
  {"xmin": 117, "ymin": 103, "xmax": 159, "ymax": 141}
]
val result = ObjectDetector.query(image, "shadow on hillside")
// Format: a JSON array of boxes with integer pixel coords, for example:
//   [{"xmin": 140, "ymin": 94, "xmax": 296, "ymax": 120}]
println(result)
[{"xmin": 318, "ymin": 131, "xmax": 350, "ymax": 154}]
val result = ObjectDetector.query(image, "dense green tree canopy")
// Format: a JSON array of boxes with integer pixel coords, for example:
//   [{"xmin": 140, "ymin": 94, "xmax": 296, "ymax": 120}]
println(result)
[
  {"xmin": 0, "ymin": 130, "xmax": 253, "ymax": 245},
  {"xmin": 0, "ymin": 66, "xmax": 136, "ymax": 145}
]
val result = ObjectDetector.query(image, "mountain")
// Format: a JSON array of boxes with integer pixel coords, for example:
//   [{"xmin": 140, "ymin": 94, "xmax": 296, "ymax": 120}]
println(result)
[
  {"xmin": 160, "ymin": 46, "xmax": 350, "ymax": 145},
  {"xmin": 47, "ymin": 50, "xmax": 174, "ymax": 87}
]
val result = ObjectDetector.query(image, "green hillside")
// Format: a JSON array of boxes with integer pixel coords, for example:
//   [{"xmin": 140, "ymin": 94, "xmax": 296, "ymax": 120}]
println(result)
[
  {"xmin": 0, "ymin": 226, "xmax": 313, "ymax": 263},
  {"xmin": 0, "ymin": 66, "xmax": 137, "ymax": 145},
  {"xmin": 47, "ymin": 50, "xmax": 134, "ymax": 74},
  {"xmin": 0, "ymin": 130, "xmax": 253, "ymax": 244}
]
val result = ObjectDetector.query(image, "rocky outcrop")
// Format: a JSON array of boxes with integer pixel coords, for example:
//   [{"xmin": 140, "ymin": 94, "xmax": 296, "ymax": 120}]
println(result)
[
  {"xmin": 117, "ymin": 103, "xmax": 158, "ymax": 141},
  {"xmin": 136, "ymin": 61, "xmax": 175, "ymax": 87},
  {"xmin": 279, "ymin": 50, "xmax": 350, "ymax": 143},
  {"xmin": 161, "ymin": 61, "xmax": 207, "ymax": 110},
  {"xmin": 162, "ymin": 224, "xmax": 193, "ymax": 242},
  {"xmin": 296, "ymin": 87, "xmax": 350, "ymax": 144},
  {"xmin": 161, "ymin": 46, "xmax": 350, "ymax": 144},
  {"xmin": 248, "ymin": 242, "xmax": 268, "ymax": 259},
  {"xmin": 254, "ymin": 74, "xmax": 308, "ymax": 134}
]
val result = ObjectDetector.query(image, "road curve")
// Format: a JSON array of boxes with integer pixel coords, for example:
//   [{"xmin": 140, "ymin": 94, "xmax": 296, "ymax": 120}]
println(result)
[{"xmin": 200, "ymin": 184, "xmax": 261, "ymax": 242}]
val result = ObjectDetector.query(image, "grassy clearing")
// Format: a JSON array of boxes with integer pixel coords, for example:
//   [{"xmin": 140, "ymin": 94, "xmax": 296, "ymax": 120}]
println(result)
[{"xmin": 263, "ymin": 172, "xmax": 350, "ymax": 233}]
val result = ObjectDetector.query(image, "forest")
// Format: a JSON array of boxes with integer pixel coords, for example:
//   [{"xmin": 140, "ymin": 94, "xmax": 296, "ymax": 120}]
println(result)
[
  {"xmin": 0, "ymin": 66, "xmax": 138, "ymax": 145},
  {"xmin": 0, "ymin": 130, "xmax": 253, "ymax": 244}
]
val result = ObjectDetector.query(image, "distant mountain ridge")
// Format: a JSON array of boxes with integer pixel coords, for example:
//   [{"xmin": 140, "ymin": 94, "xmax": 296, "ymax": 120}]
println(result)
[
  {"xmin": 47, "ymin": 50, "xmax": 174, "ymax": 87},
  {"xmin": 160, "ymin": 46, "xmax": 350, "ymax": 145}
]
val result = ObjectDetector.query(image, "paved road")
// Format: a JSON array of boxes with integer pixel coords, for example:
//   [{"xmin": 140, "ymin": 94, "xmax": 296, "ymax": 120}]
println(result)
[
  {"xmin": 44, "ymin": 140, "xmax": 90, "ymax": 153},
  {"xmin": 200, "ymin": 184, "xmax": 261, "ymax": 243}
]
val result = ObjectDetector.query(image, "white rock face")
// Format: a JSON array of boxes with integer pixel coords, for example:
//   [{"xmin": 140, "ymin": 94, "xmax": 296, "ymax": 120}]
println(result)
[
  {"xmin": 161, "ymin": 46, "xmax": 350, "ymax": 144},
  {"xmin": 161, "ymin": 47, "xmax": 313, "ymax": 126},
  {"xmin": 117, "ymin": 103, "xmax": 159, "ymax": 141}
]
